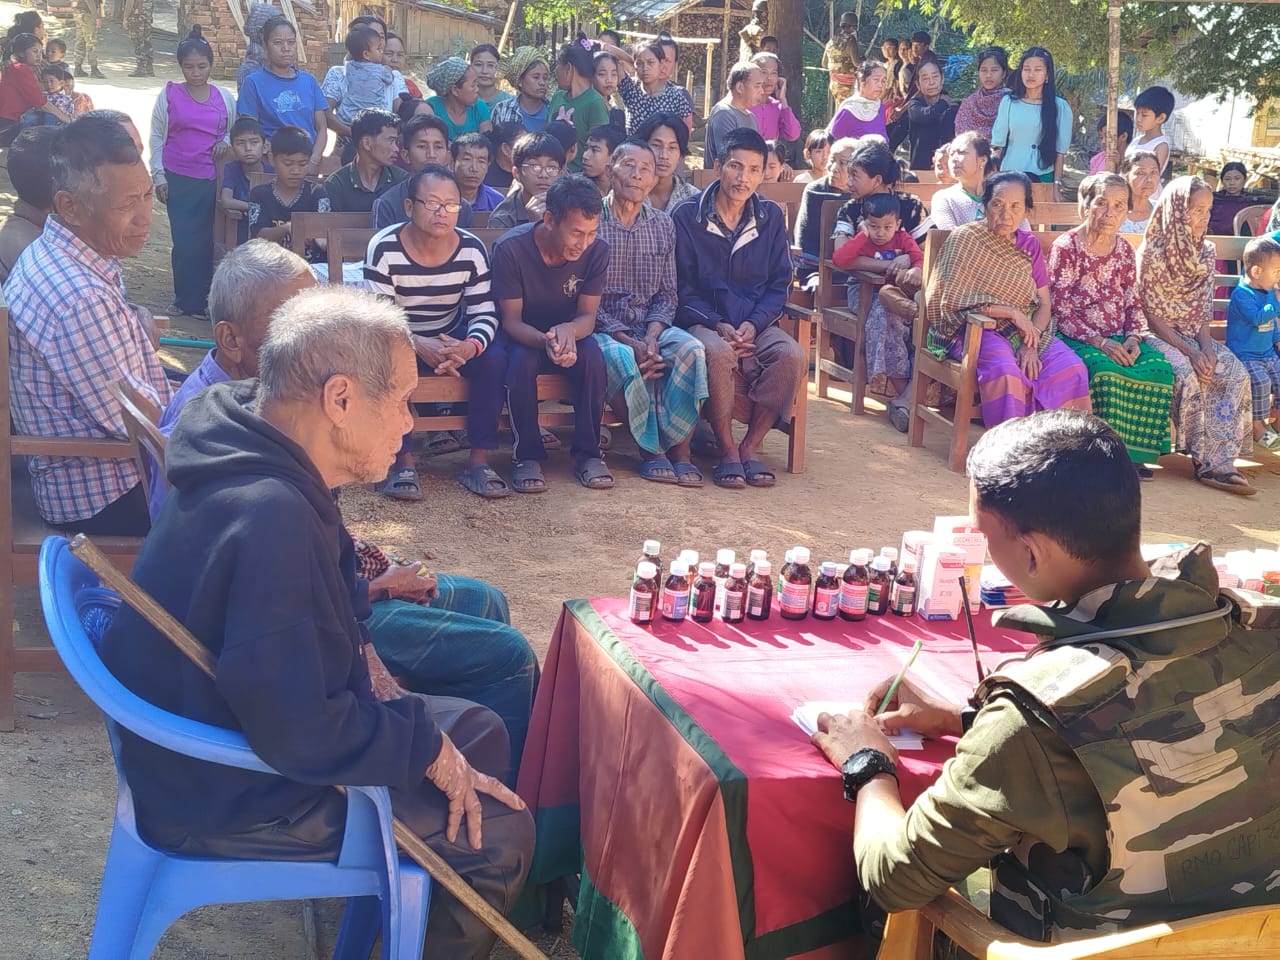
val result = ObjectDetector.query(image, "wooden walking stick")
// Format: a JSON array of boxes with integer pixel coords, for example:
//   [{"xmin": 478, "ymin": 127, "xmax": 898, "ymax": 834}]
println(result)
[{"xmin": 68, "ymin": 534, "xmax": 549, "ymax": 960}]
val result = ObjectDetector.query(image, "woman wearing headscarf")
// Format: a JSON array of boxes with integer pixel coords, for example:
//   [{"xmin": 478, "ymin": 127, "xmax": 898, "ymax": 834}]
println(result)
[
  {"xmin": 953, "ymin": 45, "xmax": 1009, "ymax": 140},
  {"xmin": 426, "ymin": 56, "xmax": 491, "ymax": 138},
  {"xmin": 1139, "ymin": 176, "xmax": 1255, "ymax": 494},
  {"xmin": 924, "ymin": 171, "xmax": 1092, "ymax": 426},
  {"xmin": 489, "ymin": 46, "xmax": 550, "ymax": 133}
]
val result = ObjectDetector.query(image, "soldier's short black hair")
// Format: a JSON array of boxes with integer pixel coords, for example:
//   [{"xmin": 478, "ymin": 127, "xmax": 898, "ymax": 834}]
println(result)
[{"xmin": 967, "ymin": 410, "xmax": 1141, "ymax": 563}]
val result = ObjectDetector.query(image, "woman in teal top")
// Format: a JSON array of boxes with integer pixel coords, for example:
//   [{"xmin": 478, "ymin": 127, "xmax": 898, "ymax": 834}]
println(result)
[
  {"xmin": 991, "ymin": 46, "xmax": 1072, "ymax": 187},
  {"xmin": 547, "ymin": 41, "xmax": 609, "ymax": 173},
  {"xmin": 426, "ymin": 56, "xmax": 491, "ymax": 138}
]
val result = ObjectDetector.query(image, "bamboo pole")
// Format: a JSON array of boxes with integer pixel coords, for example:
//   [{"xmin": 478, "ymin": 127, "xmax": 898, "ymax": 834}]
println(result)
[
  {"xmin": 497, "ymin": 0, "xmax": 520, "ymax": 55},
  {"xmin": 68, "ymin": 535, "xmax": 549, "ymax": 960},
  {"xmin": 704, "ymin": 40, "xmax": 714, "ymax": 115},
  {"xmin": 1106, "ymin": 0, "xmax": 1120, "ymax": 169}
]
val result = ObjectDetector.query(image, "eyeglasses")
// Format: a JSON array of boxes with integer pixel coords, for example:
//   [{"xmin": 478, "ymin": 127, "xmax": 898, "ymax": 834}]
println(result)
[
  {"xmin": 521, "ymin": 163, "xmax": 562, "ymax": 177},
  {"xmin": 411, "ymin": 198, "xmax": 463, "ymax": 214}
]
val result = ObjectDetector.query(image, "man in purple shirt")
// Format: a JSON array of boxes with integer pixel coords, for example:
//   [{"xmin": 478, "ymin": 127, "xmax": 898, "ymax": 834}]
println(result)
[{"xmin": 149, "ymin": 239, "xmax": 316, "ymax": 519}]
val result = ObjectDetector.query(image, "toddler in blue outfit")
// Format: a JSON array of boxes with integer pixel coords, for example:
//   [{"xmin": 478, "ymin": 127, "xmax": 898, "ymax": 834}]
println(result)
[{"xmin": 1226, "ymin": 235, "xmax": 1280, "ymax": 450}]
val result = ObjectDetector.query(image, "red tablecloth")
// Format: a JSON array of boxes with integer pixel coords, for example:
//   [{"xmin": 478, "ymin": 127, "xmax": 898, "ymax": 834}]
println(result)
[{"xmin": 517, "ymin": 597, "xmax": 1033, "ymax": 960}]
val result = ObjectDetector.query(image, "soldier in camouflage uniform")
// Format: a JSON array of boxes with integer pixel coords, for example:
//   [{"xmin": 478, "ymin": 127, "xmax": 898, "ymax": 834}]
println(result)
[
  {"xmin": 73, "ymin": 0, "xmax": 105, "ymax": 79},
  {"xmin": 126, "ymin": 0, "xmax": 154, "ymax": 77},
  {"xmin": 812, "ymin": 410, "xmax": 1280, "ymax": 945},
  {"xmin": 822, "ymin": 12, "xmax": 860, "ymax": 105}
]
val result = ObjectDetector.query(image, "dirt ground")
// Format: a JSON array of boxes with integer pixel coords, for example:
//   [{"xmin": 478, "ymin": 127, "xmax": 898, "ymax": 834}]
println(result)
[{"xmin": 1, "ymin": 7, "xmax": 1279, "ymax": 958}]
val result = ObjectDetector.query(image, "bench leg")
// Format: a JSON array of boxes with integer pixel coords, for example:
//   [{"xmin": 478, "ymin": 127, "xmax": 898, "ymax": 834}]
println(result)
[
  {"xmin": 0, "ymin": 567, "xmax": 14, "ymax": 733},
  {"xmin": 907, "ymin": 369, "xmax": 926, "ymax": 449}
]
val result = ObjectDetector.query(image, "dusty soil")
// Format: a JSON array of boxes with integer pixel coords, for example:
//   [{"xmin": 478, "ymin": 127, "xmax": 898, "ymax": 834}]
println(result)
[{"xmin": 2, "ymin": 7, "xmax": 1279, "ymax": 958}]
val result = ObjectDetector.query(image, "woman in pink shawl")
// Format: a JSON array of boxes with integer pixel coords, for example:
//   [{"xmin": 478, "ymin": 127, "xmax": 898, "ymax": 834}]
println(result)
[
  {"xmin": 1139, "ymin": 176, "xmax": 1255, "ymax": 495},
  {"xmin": 954, "ymin": 46, "xmax": 1009, "ymax": 140}
]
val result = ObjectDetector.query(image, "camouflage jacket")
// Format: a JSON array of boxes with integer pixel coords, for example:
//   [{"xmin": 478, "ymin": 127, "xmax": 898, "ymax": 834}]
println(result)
[{"xmin": 981, "ymin": 543, "xmax": 1280, "ymax": 941}]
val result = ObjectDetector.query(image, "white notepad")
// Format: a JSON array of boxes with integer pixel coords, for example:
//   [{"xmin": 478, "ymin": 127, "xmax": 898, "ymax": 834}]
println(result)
[{"xmin": 791, "ymin": 701, "xmax": 925, "ymax": 751}]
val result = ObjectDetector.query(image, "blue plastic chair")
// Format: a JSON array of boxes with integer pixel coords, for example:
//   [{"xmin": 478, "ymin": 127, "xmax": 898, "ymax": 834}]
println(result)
[{"xmin": 37, "ymin": 536, "xmax": 432, "ymax": 959}]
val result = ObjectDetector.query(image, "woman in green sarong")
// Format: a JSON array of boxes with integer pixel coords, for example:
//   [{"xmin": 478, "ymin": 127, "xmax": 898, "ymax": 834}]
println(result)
[{"xmin": 1049, "ymin": 172, "xmax": 1174, "ymax": 475}]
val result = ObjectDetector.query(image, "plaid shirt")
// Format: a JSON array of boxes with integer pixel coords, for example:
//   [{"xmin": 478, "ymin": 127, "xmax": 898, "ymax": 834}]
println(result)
[
  {"xmin": 5, "ymin": 218, "xmax": 173, "ymax": 523},
  {"xmin": 594, "ymin": 196, "xmax": 677, "ymax": 338}
]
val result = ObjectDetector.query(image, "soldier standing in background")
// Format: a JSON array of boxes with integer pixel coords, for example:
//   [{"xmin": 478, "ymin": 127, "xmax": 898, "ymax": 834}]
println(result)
[
  {"xmin": 125, "ymin": 0, "xmax": 154, "ymax": 77},
  {"xmin": 73, "ymin": 0, "xmax": 105, "ymax": 79},
  {"xmin": 738, "ymin": 0, "xmax": 766, "ymax": 63},
  {"xmin": 822, "ymin": 12, "xmax": 861, "ymax": 105}
]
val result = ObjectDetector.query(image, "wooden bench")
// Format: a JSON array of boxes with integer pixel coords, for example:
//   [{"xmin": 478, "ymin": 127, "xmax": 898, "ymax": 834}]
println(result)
[{"xmin": 0, "ymin": 313, "xmax": 145, "ymax": 730}]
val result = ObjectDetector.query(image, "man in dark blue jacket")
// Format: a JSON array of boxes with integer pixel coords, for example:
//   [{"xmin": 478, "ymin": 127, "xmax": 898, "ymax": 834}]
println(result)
[
  {"xmin": 671, "ymin": 127, "xmax": 804, "ymax": 489},
  {"xmin": 100, "ymin": 286, "xmax": 533, "ymax": 959}
]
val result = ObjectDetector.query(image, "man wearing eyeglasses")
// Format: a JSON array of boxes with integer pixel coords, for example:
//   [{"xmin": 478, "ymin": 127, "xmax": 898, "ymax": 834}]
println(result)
[
  {"xmin": 488, "ymin": 130, "xmax": 566, "ymax": 230},
  {"xmin": 364, "ymin": 164, "xmax": 511, "ymax": 499}
]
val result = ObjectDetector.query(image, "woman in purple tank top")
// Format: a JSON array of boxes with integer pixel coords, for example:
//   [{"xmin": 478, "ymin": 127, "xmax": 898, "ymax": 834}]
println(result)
[{"xmin": 149, "ymin": 25, "xmax": 237, "ymax": 318}]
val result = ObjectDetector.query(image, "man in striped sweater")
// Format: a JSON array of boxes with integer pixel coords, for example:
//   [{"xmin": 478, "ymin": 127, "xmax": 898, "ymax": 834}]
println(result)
[{"xmin": 364, "ymin": 164, "xmax": 510, "ymax": 499}]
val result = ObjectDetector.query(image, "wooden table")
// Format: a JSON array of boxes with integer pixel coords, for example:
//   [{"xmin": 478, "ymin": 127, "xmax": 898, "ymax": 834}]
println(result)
[{"xmin": 516, "ymin": 596, "xmax": 1034, "ymax": 959}]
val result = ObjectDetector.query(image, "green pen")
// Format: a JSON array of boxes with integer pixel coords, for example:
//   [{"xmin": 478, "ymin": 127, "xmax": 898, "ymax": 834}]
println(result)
[{"xmin": 877, "ymin": 638, "xmax": 924, "ymax": 715}]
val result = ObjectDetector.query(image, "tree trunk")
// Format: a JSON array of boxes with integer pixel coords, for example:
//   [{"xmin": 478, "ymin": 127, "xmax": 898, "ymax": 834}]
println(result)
[{"xmin": 773, "ymin": 0, "xmax": 804, "ymax": 145}]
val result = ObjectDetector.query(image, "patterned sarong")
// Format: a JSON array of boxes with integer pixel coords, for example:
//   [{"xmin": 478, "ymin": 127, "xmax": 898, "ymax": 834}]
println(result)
[
  {"xmin": 595, "ymin": 327, "xmax": 708, "ymax": 455},
  {"xmin": 1062, "ymin": 336, "xmax": 1175, "ymax": 464}
]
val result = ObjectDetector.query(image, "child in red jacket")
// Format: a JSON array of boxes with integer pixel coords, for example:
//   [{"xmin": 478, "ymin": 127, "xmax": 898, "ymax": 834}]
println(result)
[{"xmin": 832, "ymin": 190, "xmax": 923, "ymax": 319}]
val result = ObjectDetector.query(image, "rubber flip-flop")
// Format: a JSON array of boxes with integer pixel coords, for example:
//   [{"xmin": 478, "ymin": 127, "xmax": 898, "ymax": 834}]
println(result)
[
  {"xmin": 742, "ymin": 458, "xmax": 777, "ymax": 488},
  {"xmin": 575, "ymin": 456, "xmax": 615, "ymax": 490},
  {"xmin": 380, "ymin": 467, "xmax": 422, "ymax": 501},
  {"xmin": 511, "ymin": 460, "xmax": 547, "ymax": 494},
  {"xmin": 712, "ymin": 460, "xmax": 747, "ymax": 490},
  {"xmin": 1197, "ymin": 469, "xmax": 1256, "ymax": 496},
  {"xmin": 672, "ymin": 460, "xmax": 704, "ymax": 488},
  {"xmin": 639, "ymin": 456, "xmax": 679, "ymax": 484},
  {"xmin": 457, "ymin": 464, "xmax": 510, "ymax": 499}
]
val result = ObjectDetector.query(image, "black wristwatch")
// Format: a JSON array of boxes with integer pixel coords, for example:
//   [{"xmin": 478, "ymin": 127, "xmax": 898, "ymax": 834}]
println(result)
[{"xmin": 841, "ymin": 748, "xmax": 897, "ymax": 803}]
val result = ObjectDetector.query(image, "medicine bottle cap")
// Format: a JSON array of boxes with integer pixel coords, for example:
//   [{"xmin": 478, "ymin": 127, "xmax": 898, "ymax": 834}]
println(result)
[
  {"xmin": 716, "ymin": 548, "xmax": 736, "ymax": 564},
  {"xmin": 729, "ymin": 562, "xmax": 747, "ymax": 578},
  {"xmin": 637, "ymin": 561, "xmax": 657, "ymax": 580},
  {"xmin": 856, "ymin": 548, "xmax": 875, "ymax": 564},
  {"xmin": 880, "ymin": 547, "xmax": 899, "ymax": 561},
  {"xmin": 792, "ymin": 547, "xmax": 811, "ymax": 565},
  {"xmin": 755, "ymin": 560, "xmax": 772, "ymax": 577},
  {"xmin": 871, "ymin": 557, "xmax": 892, "ymax": 572},
  {"xmin": 680, "ymin": 550, "xmax": 699, "ymax": 565},
  {"xmin": 670, "ymin": 560, "xmax": 689, "ymax": 576},
  {"xmin": 750, "ymin": 549, "xmax": 768, "ymax": 563},
  {"xmin": 643, "ymin": 540, "xmax": 661, "ymax": 555},
  {"xmin": 698, "ymin": 561, "xmax": 715, "ymax": 577},
  {"xmin": 820, "ymin": 561, "xmax": 837, "ymax": 577},
  {"xmin": 901, "ymin": 557, "xmax": 918, "ymax": 572},
  {"xmin": 783, "ymin": 548, "xmax": 795, "ymax": 563}
]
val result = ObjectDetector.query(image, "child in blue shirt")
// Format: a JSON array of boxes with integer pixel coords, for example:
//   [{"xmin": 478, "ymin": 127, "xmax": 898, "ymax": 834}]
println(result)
[
  {"xmin": 218, "ymin": 117, "xmax": 273, "ymax": 246},
  {"xmin": 1226, "ymin": 235, "xmax": 1280, "ymax": 450}
]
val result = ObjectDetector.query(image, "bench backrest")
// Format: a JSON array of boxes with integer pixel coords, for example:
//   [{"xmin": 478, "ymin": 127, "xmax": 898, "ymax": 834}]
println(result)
[
  {"xmin": 288, "ymin": 211, "xmax": 372, "ymax": 257},
  {"xmin": 326, "ymin": 227, "xmax": 378, "ymax": 283},
  {"xmin": 106, "ymin": 379, "xmax": 165, "ymax": 503}
]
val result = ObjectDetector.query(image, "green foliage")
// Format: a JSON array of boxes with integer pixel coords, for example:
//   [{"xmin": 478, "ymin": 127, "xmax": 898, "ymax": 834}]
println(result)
[
  {"xmin": 522, "ymin": 0, "xmax": 613, "ymax": 32},
  {"xmin": 1149, "ymin": 5, "xmax": 1280, "ymax": 106},
  {"xmin": 901, "ymin": 0, "xmax": 1280, "ymax": 108},
  {"xmin": 800, "ymin": 37, "xmax": 828, "ymax": 132}
]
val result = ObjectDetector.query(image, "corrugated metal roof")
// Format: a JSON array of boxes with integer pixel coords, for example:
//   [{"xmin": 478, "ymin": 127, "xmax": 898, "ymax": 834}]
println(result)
[
  {"xmin": 413, "ymin": 0, "xmax": 501, "ymax": 27},
  {"xmin": 613, "ymin": 0, "xmax": 716, "ymax": 23}
]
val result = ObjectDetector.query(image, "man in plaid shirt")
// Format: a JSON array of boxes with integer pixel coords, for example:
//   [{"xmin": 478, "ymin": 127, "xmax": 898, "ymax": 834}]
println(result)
[
  {"xmin": 593, "ymin": 140, "xmax": 708, "ymax": 486},
  {"xmin": 5, "ymin": 114, "xmax": 172, "ymax": 535}
]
